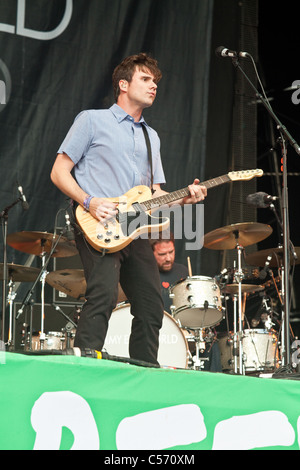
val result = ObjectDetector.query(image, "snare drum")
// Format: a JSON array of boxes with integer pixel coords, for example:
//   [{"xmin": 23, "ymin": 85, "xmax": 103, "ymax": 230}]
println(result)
[
  {"xmin": 103, "ymin": 303, "xmax": 189, "ymax": 368},
  {"xmin": 169, "ymin": 276, "xmax": 223, "ymax": 329},
  {"xmin": 25, "ymin": 331, "xmax": 66, "ymax": 351}
]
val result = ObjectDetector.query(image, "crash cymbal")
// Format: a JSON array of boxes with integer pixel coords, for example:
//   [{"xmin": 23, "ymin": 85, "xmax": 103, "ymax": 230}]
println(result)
[
  {"xmin": 221, "ymin": 283, "xmax": 265, "ymax": 295},
  {"xmin": 7, "ymin": 231, "xmax": 78, "ymax": 257},
  {"xmin": 0, "ymin": 263, "xmax": 40, "ymax": 282},
  {"xmin": 46, "ymin": 269, "xmax": 127, "ymax": 303},
  {"xmin": 245, "ymin": 247, "xmax": 300, "ymax": 267},
  {"xmin": 204, "ymin": 222, "xmax": 273, "ymax": 250},
  {"xmin": 46, "ymin": 269, "xmax": 86, "ymax": 300}
]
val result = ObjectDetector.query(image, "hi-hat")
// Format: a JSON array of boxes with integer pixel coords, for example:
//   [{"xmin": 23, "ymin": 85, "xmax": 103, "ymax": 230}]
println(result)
[
  {"xmin": 0, "ymin": 263, "xmax": 40, "ymax": 282},
  {"xmin": 221, "ymin": 283, "xmax": 265, "ymax": 295},
  {"xmin": 46, "ymin": 269, "xmax": 127, "ymax": 303},
  {"xmin": 245, "ymin": 247, "xmax": 300, "ymax": 267},
  {"xmin": 204, "ymin": 222, "xmax": 273, "ymax": 250},
  {"xmin": 7, "ymin": 231, "xmax": 78, "ymax": 257}
]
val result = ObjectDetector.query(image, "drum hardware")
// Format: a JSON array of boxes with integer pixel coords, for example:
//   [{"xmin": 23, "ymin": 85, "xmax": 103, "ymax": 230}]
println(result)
[
  {"xmin": 190, "ymin": 328, "xmax": 210, "ymax": 371},
  {"xmin": 204, "ymin": 222, "xmax": 274, "ymax": 375},
  {"xmin": 11, "ymin": 231, "xmax": 74, "ymax": 348},
  {"xmin": 245, "ymin": 246, "xmax": 298, "ymax": 366},
  {"xmin": 0, "ymin": 263, "xmax": 41, "ymax": 349},
  {"xmin": 1, "ymin": 193, "xmax": 34, "ymax": 343}
]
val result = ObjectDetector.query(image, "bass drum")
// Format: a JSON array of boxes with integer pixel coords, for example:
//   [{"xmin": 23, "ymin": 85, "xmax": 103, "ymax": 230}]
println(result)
[{"xmin": 103, "ymin": 303, "xmax": 189, "ymax": 369}]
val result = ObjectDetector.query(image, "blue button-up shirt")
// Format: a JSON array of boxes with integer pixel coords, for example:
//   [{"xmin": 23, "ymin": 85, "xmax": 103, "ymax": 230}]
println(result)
[{"xmin": 57, "ymin": 103, "xmax": 166, "ymax": 198}]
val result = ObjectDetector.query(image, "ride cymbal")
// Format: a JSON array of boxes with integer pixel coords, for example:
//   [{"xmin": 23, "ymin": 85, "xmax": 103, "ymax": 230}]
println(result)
[
  {"xmin": 221, "ymin": 283, "xmax": 265, "ymax": 295},
  {"xmin": 7, "ymin": 231, "xmax": 78, "ymax": 257},
  {"xmin": 204, "ymin": 222, "xmax": 273, "ymax": 250}
]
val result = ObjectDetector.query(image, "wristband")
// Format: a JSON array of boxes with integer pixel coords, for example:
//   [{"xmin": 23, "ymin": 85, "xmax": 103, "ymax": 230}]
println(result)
[{"xmin": 83, "ymin": 195, "xmax": 94, "ymax": 211}]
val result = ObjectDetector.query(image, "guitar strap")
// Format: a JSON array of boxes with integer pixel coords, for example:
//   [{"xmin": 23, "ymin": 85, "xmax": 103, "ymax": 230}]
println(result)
[{"xmin": 141, "ymin": 124, "xmax": 154, "ymax": 195}]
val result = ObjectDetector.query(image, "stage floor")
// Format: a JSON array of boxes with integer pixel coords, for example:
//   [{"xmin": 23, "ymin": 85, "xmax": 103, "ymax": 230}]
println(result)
[{"xmin": 0, "ymin": 351, "xmax": 299, "ymax": 450}]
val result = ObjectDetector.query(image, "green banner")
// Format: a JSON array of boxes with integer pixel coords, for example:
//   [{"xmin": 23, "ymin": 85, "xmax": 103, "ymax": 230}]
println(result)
[{"xmin": 0, "ymin": 352, "xmax": 299, "ymax": 450}]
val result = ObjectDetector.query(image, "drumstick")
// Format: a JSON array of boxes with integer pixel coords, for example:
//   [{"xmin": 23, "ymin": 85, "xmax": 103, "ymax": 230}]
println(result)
[{"xmin": 187, "ymin": 257, "xmax": 192, "ymax": 277}]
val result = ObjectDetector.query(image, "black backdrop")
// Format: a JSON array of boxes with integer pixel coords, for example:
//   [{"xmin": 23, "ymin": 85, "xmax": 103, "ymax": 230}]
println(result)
[{"xmin": 0, "ymin": 0, "xmax": 250, "ymax": 333}]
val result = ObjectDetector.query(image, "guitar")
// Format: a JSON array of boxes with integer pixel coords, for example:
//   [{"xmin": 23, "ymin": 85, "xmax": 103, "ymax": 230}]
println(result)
[{"xmin": 76, "ymin": 169, "xmax": 263, "ymax": 253}]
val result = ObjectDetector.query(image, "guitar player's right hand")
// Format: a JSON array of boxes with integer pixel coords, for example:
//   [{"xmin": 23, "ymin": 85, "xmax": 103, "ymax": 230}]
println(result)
[{"xmin": 89, "ymin": 197, "xmax": 118, "ymax": 224}]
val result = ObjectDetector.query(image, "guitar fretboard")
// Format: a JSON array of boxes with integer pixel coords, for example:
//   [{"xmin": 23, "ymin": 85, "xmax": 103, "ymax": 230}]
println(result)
[{"xmin": 140, "ymin": 174, "xmax": 231, "ymax": 211}]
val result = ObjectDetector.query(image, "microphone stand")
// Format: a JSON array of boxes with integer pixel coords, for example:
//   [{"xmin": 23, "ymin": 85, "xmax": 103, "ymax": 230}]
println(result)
[
  {"xmin": 0, "ymin": 195, "xmax": 25, "ymax": 343},
  {"xmin": 231, "ymin": 56, "xmax": 300, "ymax": 366}
]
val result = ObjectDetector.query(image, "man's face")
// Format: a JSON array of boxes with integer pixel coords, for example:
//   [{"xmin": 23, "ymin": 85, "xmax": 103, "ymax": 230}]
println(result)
[
  {"xmin": 153, "ymin": 241, "xmax": 175, "ymax": 272},
  {"xmin": 124, "ymin": 67, "xmax": 157, "ymax": 109}
]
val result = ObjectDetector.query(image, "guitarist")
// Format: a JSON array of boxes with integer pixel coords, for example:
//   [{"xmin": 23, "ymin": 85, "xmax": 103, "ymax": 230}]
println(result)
[{"xmin": 50, "ymin": 53, "xmax": 207, "ymax": 366}]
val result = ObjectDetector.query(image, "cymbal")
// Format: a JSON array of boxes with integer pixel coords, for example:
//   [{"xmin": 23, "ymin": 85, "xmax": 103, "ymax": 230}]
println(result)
[
  {"xmin": 245, "ymin": 247, "xmax": 300, "ymax": 267},
  {"xmin": 204, "ymin": 222, "xmax": 273, "ymax": 250},
  {"xmin": 0, "ymin": 263, "xmax": 40, "ymax": 282},
  {"xmin": 7, "ymin": 231, "xmax": 78, "ymax": 257},
  {"xmin": 46, "ymin": 269, "xmax": 127, "ymax": 303},
  {"xmin": 221, "ymin": 283, "xmax": 265, "ymax": 295}
]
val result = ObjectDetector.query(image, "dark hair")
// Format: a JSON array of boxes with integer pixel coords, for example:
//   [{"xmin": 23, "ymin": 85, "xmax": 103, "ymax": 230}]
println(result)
[
  {"xmin": 150, "ymin": 231, "xmax": 175, "ymax": 251},
  {"xmin": 112, "ymin": 52, "xmax": 162, "ymax": 101}
]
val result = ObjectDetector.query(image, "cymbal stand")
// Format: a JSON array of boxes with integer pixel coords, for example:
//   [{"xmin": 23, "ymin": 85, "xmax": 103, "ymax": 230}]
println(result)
[
  {"xmin": 16, "ymin": 232, "xmax": 66, "ymax": 342},
  {"xmin": 233, "ymin": 231, "xmax": 245, "ymax": 375},
  {"xmin": 39, "ymin": 250, "xmax": 48, "ymax": 348},
  {"xmin": 1, "ymin": 194, "xmax": 25, "ymax": 343},
  {"xmin": 6, "ymin": 279, "xmax": 16, "ymax": 349},
  {"xmin": 232, "ymin": 294, "xmax": 238, "ymax": 373},
  {"xmin": 193, "ymin": 329, "xmax": 205, "ymax": 370}
]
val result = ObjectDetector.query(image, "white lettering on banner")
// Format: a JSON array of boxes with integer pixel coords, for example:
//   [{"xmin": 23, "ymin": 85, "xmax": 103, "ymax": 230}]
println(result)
[
  {"xmin": 0, "ymin": 81, "xmax": 5, "ymax": 104},
  {"xmin": 0, "ymin": 59, "xmax": 12, "ymax": 112},
  {"xmin": 0, "ymin": 0, "xmax": 73, "ymax": 40},
  {"xmin": 212, "ymin": 411, "xmax": 295, "ymax": 450},
  {"xmin": 31, "ymin": 391, "xmax": 99, "ymax": 450},
  {"xmin": 116, "ymin": 404, "xmax": 206, "ymax": 450},
  {"xmin": 291, "ymin": 81, "xmax": 300, "ymax": 105},
  {"xmin": 29, "ymin": 392, "xmax": 300, "ymax": 450}
]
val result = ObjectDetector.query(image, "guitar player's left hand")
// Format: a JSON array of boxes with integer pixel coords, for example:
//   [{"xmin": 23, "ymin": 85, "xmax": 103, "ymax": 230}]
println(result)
[{"xmin": 183, "ymin": 179, "xmax": 207, "ymax": 204}]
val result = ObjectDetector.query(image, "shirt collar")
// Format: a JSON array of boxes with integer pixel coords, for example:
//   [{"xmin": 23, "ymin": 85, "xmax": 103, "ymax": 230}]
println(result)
[{"xmin": 110, "ymin": 103, "xmax": 147, "ymax": 126}]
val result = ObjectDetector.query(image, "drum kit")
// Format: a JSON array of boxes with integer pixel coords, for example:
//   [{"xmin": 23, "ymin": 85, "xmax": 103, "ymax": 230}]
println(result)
[
  {"xmin": 1, "ymin": 219, "xmax": 297, "ymax": 375},
  {"xmin": 167, "ymin": 221, "xmax": 299, "ymax": 375}
]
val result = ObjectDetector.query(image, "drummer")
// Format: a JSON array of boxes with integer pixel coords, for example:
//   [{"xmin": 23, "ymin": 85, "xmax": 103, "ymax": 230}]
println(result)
[
  {"xmin": 150, "ymin": 232, "xmax": 188, "ymax": 313},
  {"xmin": 151, "ymin": 232, "xmax": 222, "ymax": 373}
]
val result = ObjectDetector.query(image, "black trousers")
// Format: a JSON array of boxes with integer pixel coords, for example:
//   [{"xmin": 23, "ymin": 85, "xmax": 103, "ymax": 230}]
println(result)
[{"xmin": 74, "ymin": 231, "xmax": 164, "ymax": 365}]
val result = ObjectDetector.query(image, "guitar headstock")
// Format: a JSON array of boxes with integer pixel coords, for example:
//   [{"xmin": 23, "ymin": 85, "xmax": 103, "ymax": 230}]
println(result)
[{"xmin": 228, "ymin": 169, "xmax": 263, "ymax": 181}]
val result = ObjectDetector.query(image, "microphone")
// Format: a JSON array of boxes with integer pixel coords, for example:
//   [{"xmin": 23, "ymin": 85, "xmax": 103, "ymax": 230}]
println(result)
[
  {"xmin": 215, "ymin": 268, "xmax": 230, "ymax": 282},
  {"xmin": 246, "ymin": 192, "xmax": 278, "ymax": 209},
  {"xmin": 18, "ymin": 185, "xmax": 29, "ymax": 210},
  {"xmin": 215, "ymin": 46, "xmax": 250, "ymax": 59},
  {"xmin": 259, "ymin": 255, "xmax": 273, "ymax": 280},
  {"xmin": 65, "ymin": 213, "xmax": 75, "ymax": 240}
]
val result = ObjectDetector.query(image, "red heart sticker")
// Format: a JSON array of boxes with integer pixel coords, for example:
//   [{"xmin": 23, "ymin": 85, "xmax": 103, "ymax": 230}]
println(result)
[{"xmin": 162, "ymin": 282, "xmax": 170, "ymax": 289}]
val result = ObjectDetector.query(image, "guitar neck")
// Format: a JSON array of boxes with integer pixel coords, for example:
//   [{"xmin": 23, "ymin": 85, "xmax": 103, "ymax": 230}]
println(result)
[{"xmin": 140, "ymin": 174, "xmax": 231, "ymax": 211}]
